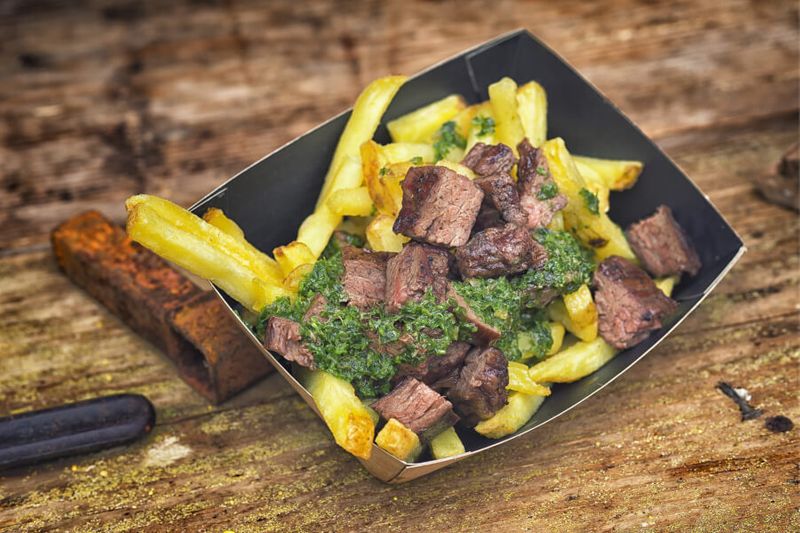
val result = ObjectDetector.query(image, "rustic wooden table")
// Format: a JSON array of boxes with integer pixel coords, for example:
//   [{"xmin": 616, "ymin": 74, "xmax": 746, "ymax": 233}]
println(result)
[{"xmin": 1, "ymin": 1, "xmax": 798, "ymax": 531}]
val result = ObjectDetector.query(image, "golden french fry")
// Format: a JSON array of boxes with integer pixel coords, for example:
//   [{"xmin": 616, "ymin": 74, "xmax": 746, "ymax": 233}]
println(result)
[
  {"xmin": 283, "ymin": 263, "xmax": 314, "ymax": 293},
  {"xmin": 296, "ymin": 204, "xmax": 341, "ymax": 259},
  {"xmin": 273, "ymin": 241, "xmax": 316, "ymax": 277},
  {"xmin": 387, "ymin": 94, "xmax": 466, "ymax": 143},
  {"xmin": 435, "ymin": 159, "xmax": 476, "ymax": 180},
  {"xmin": 327, "ymin": 186, "xmax": 374, "ymax": 217},
  {"xmin": 464, "ymin": 101, "xmax": 495, "ymax": 153},
  {"xmin": 317, "ymin": 76, "xmax": 407, "ymax": 209},
  {"xmin": 430, "ymin": 426, "xmax": 465, "ymax": 459},
  {"xmin": 366, "ymin": 214, "xmax": 408, "ymax": 252},
  {"xmin": 489, "ymin": 77, "xmax": 525, "ymax": 155},
  {"xmin": 474, "ymin": 391, "xmax": 548, "ymax": 439},
  {"xmin": 573, "ymin": 161, "xmax": 610, "ymax": 213},
  {"xmin": 548, "ymin": 297, "xmax": 597, "ymax": 343},
  {"xmin": 547, "ymin": 321, "xmax": 566, "ymax": 356},
  {"xmin": 547, "ymin": 210, "xmax": 565, "ymax": 231},
  {"xmin": 451, "ymin": 104, "xmax": 480, "ymax": 140},
  {"xmin": 516, "ymin": 81, "xmax": 547, "ymax": 148},
  {"xmin": 361, "ymin": 141, "xmax": 406, "ymax": 216},
  {"xmin": 302, "ymin": 370, "xmax": 375, "ymax": 460},
  {"xmin": 542, "ymin": 138, "xmax": 636, "ymax": 261},
  {"xmin": 655, "ymin": 275, "xmax": 679, "ymax": 297},
  {"xmin": 336, "ymin": 216, "xmax": 371, "ymax": 239},
  {"xmin": 126, "ymin": 202, "xmax": 286, "ymax": 312},
  {"xmin": 507, "ymin": 362, "xmax": 552, "ymax": 396},
  {"xmin": 563, "ymin": 284, "xmax": 598, "ymax": 331},
  {"xmin": 528, "ymin": 336, "xmax": 617, "ymax": 383},
  {"xmin": 381, "ymin": 142, "xmax": 435, "ymax": 164},
  {"xmin": 573, "ymin": 155, "xmax": 643, "ymax": 191},
  {"xmin": 375, "ymin": 418, "xmax": 422, "ymax": 462}
]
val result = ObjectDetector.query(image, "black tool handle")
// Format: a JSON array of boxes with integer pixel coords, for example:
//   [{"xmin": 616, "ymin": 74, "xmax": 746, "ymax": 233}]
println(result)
[{"xmin": 0, "ymin": 394, "xmax": 156, "ymax": 470}]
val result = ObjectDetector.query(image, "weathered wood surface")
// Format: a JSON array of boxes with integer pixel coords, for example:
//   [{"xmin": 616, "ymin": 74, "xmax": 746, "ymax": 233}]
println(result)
[{"xmin": 0, "ymin": 0, "xmax": 797, "ymax": 531}]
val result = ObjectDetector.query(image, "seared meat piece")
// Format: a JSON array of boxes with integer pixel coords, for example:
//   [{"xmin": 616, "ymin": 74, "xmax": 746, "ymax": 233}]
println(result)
[
  {"xmin": 594, "ymin": 256, "xmax": 679, "ymax": 349},
  {"xmin": 626, "ymin": 205, "xmax": 702, "ymax": 277},
  {"xmin": 302, "ymin": 294, "xmax": 328, "ymax": 322},
  {"xmin": 475, "ymin": 172, "xmax": 528, "ymax": 226},
  {"xmin": 385, "ymin": 242, "xmax": 450, "ymax": 312},
  {"xmin": 371, "ymin": 378, "xmax": 459, "ymax": 441},
  {"xmin": 455, "ymin": 223, "xmax": 548, "ymax": 278},
  {"xmin": 393, "ymin": 341, "xmax": 471, "ymax": 389},
  {"xmin": 263, "ymin": 317, "xmax": 315, "ymax": 369},
  {"xmin": 516, "ymin": 139, "xmax": 567, "ymax": 229},
  {"xmin": 446, "ymin": 284, "xmax": 501, "ymax": 345},
  {"xmin": 473, "ymin": 201, "xmax": 504, "ymax": 232},
  {"xmin": 342, "ymin": 246, "xmax": 390, "ymax": 309},
  {"xmin": 448, "ymin": 347, "xmax": 509, "ymax": 426},
  {"xmin": 461, "ymin": 142, "xmax": 516, "ymax": 176},
  {"xmin": 393, "ymin": 166, "xmax": 484, "ymax": 247}
]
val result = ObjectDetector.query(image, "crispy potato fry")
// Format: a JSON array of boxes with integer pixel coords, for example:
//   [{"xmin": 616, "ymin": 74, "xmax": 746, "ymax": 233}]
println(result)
[
  {"xmin": 366, "ymin": 214, "xmax": 408, "ymax": 252},
  {"xmin": 655, "ymin": 275, "xmax": 679, "ymax": 297},
  {"xmin": 543, "ymin": 138, "xmax": 636, "ymax": 261},
  {"xmin": 387, "ymin": 94, "xmax": 466, "ymax": 143},
  {"xmin": 474, "ymin": 391, "xmax": 548, "ymax": 439},
  {"xmin": 362, "ymin": 141, "xmax": 406, "ymax": 216},
  {"xmin": 430, "ymin": 426, "xmax": 465, "ymax": 459},
  {"xmin": 547, "ymin": 210, "xmax": 565, "ymax": 231},
  {"xmin": 464, "ymin": 102, "xmax": 495, "ymax": 153},
  {"xmin": 327, "ymin": 186, "xmax": 374, "ymax": 217},
  {"xmin": 563, "ymin": 284, "xmax": 598, "ymax": 332},
  {"xmin": 283, "ymin": 263, "xmax": 314, "ymax": 293},
  {"xmin": 436, "ymin": 159, "xmax": 476, "ymax": 180},
  {"xmin": 516, "ymin": 81, "xmax": 547, "ymax": 147},
  {"xmin": 317, "ymin": 76, "xmax": 407, "ymax": 209},
  {"xmin": 302, "ymin": 370, "xmax": 376, "ymax": 460},
  {"xmin": 296, "ymin": 204, "xmax": 341, "ymax": 259},
  {"xmin": 507, "ymin": 362, "xmax": 552, "ymax": 396},
  {"xmin": 375, "ymin": 418, "xmax": 422, "ymax": 462},
  {"xmin": 547, "ymin": 322, "xmax": 566, "ymax": 356},
  {"xmin": 203, "ymin": 207, "xmax": 284, "ymax": 281},
  {"xmin": 489, "ymin": 77, "xmax": 525, "ymax": 155},
  {"xmin": 273, "ymin": 241, "xmax": 316, "ymax": 277},
  {"xmin": 548, "ymin": 297, "xmax": 597, "ymax": 343},
  {"xmin": 381, "ymin": 142, "xmax": 435, "ymax": 164},
  {"xmin": 126, "ymin": 202, "xmax": 287, "ymax": 312},
  {"xmin": 573, "ymin": 161, "xmax": 610, "ymax": 213},
  {"xmin": 451, "ymin": 104, "xmax": 480, "ymax": 140},
  {"xmin": 573, "ymin": 155, "xmax": 643, "ymax": 191},
  {"xmin": 528, "ymin": 336, "xmax": 617, "ymax": 383},
  {"xmin": 336, "ymin": 216, "xmax": 371, "ymax": 238}
]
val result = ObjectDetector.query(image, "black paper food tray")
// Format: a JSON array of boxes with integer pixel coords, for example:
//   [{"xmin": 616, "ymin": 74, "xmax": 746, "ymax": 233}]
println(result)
[{"xmin": 190, "ymin": 30, "xmax": 745, "ymax": 483}]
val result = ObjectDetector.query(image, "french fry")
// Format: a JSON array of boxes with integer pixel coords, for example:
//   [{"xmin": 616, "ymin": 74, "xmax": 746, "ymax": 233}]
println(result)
[
  {"xmin": 126, "ymin": 202, "xmax": 287, "ymax": 312},
  {"xmin": 563, "ymin": 284, "xmax": 598, "ymax": 339},
  {"xmin": 516, "ymin": 81, "xmax": 547, "ymax": 147},
  {"xmin": 547, "ymin": 322, "xmax": 566, "ymax": 356},
  {"xmin": 451, "ymin": 104, "xmax": 480, "ymax": 140},
  {"xmin": 542, "ymin": 138, "xmax": 636, "ymax": 261},
  {"xmin": 507, "ymin": 362, "xmax": 552, "ymax": 396},
  {"xmin": 381, "ymin": 142, "xmax": 435, "ymax": 164},
  {"xmin": 489, "ymin": 77, "xmax": 525, "ymax": 155},
  {"xmin": 366, "ymin": 214, "xmax": 408, "ymax": 252},
  {"xmin": 336, "ymin": 216, "xmax": 371, "ymax": 238},
  {"xmin": 327, "ymin": 187, "xmax": 374, "ymax": 217},
  {"xmin": 655, "ymin": 275, "xmax": 679, "ymax": 297},
  {"xmin": 283, "ymin": 263, "xmax": 314, "ymax": 293},
  {"xmin": 203, "ymin": 207, "xmax": 284, "ymax": 282},
  {"xmin": 317, "ymin": 76, "xmax": 407, "ymax": 209},
  {"xmin": 573, "ymin": 161, "xmax": 610, "ymax": 213},
  {"xmin": 547, "ymin": 210, "xmax": 565, "ymax": 231},
  {"xmin": 362, "ymin": 141, "xmax": 406, "ymax": 216},
  {"xmin": 273, "ymin": 241, "xmax": 316, "ymax": 277},
  {"xmin": 387, "ymin": 94, "xmax": 466, "ymax": 143},
  {"xmin": 436, "ymin": 159, "xmax": 476, "ymax": 180},
  {"xmin": 464, "ymin": 102, "xmax": 495, "ymax": 153},
  {"xmin": 296, "ymin": 205, "xmax": 341, "ymax": 259},
  {"xmin": 303, "ymin": 370, "xmax": 376, "ymax": 460},
  {"xmin": 430, "ymin": 426, "xmax": 465, "ymax": 459},
  {"xmin": 573, "ymin": 155, "xmax": 643, "ymax": 191},
  {"xmin": 375, "ymin": 418, "xmax": 422, "ymax": 462},
  {"xmin": 548, "ymin": 297, "xmax": 597, "ymax": 343},
  {"xmin": 474, "ymin": 391, "xmax": 548, "ymax": 439},
  {"xmin": 528, "ymin": 336, "xmax": 617, "ymax": 383}
]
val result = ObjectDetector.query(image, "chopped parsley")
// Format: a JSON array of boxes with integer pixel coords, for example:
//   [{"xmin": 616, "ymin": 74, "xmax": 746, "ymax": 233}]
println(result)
[
  {"xmin": 536, "ymin": 166, "xmax": 548, "ymax": 176},
  {"xmin": 433, "ymin": 121, "xmax": 466, "ymax": 161},
  {"xmin": 536, "ymin": 182, "xmax": 559, "ymax": 201},
  {"xmin": 580, "ymin": 188, "xmax": 600, "ymax": 215},
  {"xmin": 518, "ymin": 229, "xmax": 595, "ymax": 297},
  {"xmin": 410, "ymin": 156, "xmax": 423, "ymax": 165},
  {"xmin": 471, "ymin": 115, "xmax": 495, "ymax": 137},
  {"xmin": 379, "ymin": 166, "xmax": 390, "ymax": 177}
]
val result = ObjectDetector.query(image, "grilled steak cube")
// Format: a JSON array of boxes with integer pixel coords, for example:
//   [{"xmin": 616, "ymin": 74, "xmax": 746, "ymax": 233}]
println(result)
[
  {"xmin": 455, "ymin": 223, "xmax": 548, "ymax": 278},
  {"xmin": 264, "ymin": 317, "xmax": 316, "ymax": 369},
  {"xmin": 517, "ymin": 138, "xmax": 567, "ymax": 229},
  {"xmin": 342, "ymin": 246, "xmax": 391, "ymax": 309},
  {"xmin": 475, "ymin": 172, "xmax": 528, "ymax": 226},
  {"xmin": 462, "ymin": 142, "xmax": 516, "ymax": 176},
  {"xmin": 447, "ymin": 284, "xmax": 501, "ymax": 345},
  {"xmin": 594, "ymin": 256, "xmax": 679, "ymax": 349},
  {"xmin": 371, "ymin": 378, "xmax": 459, "ymax": 441},
  {"xmin": 473, "ymin": 201, "xmax": 504, "ymax": 233},
  {"xmin": 385, "ymin": 242, "xmax": 450, "ymax": 312},
  {"xmin": 448, "ymin": 347, "xmax": 509, "ymax": 426},
  {"xmin": 393, "ymin": 166, "xmax": 484, "ymax": 247},
  {"xmin": 626, "ymin": 205, "xmax": 702, "ymax": 277},
  {"xmin": 393, "ymin": 341, "xmax": 471, "ymax": 389}
]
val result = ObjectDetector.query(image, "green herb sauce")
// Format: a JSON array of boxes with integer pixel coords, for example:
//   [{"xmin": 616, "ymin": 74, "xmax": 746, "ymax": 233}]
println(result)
[
  {"xmin": 518, "ymin": 228, "xmax": 595, "ymax": 296},
  {"xmin": 471, "ymin": 115, "xmax": 495, "ymax": 137},
  {"xmin": 536, "ymin": 181, "xmax": 559, "ymax": 201},
  {"xmin": 579, "ymin": 187, "xmax": 600, "ymax": 215},
  {"xmin": 433, "ymin": 121, "xmax": 467, "ymax": 161}
]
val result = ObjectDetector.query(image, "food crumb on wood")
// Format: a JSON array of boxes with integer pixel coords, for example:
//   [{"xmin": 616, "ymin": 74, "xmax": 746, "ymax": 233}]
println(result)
[
  {"xmin": 715, "ymin": 381, "xmax": 763, "ymax": 421},
  {"xmin": 764, "ymin": 415, "xmax": 793, "ymax": 433}
]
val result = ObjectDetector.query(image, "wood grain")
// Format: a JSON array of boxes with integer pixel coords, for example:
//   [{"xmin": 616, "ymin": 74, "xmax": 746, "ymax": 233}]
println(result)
[{"xmin": 0, "ymin": 0, "xmax": 798, "ymax": 531}]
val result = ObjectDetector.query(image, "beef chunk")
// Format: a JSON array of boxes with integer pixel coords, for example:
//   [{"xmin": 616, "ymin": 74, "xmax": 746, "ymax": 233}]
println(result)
[
  {"xmin": 446, "ymin": 284, "xmax": 501, "ymax": 345},
  {"xmin": 462, "ymin": 142, "xmax": 516, "ymax": 176},
  {"xmin": 473, "ymin": 201, "xmax": 504, "ymax": 232},
  {"xmin": 393, "ymin": 166, "xmax": 484, "ymax": 247},
  {"xmin": 626, "ymin": 205, "xmax": 702, "ymax": 277},
  {"xmin": 475, "ymin": 172, "xmax": 528, "ymax": 226},
  {"xmin": 517, "ymin": 138, "xmax": 567, "ymax": 229},
  {"xmin": 263, "ymin": 317, "xmax": 316, "ymax": 369},
  {"xmin": 302, "ymin": 294, "xmax": 328, "ymax": 322},
  {"xmin": 448, "ymin": 347, "xmax": 509, "ymax": 426},
  {"xmin": 455, "ymin": 223, "xmax": 548, "ymax": 278},
  {"xmin": 371, "ymin": 378, "xmax": 459, "ymax": 441},
  {"xmin": 342, "ymin": 246, "xmax": 390, "ymax": 309},
  {"xmin": 385, "ymin": 242, "xmax": 450, "ymax": 312},
  {"xmin": 594, "ymin": 256, "xmax": 679, "ymax": 349},
  {"xmin": 393, "ymin": 341, "xmax": 471, "ymax": 389}
]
